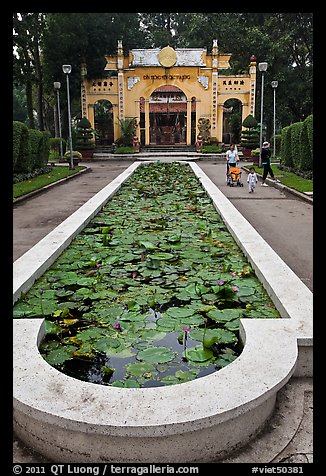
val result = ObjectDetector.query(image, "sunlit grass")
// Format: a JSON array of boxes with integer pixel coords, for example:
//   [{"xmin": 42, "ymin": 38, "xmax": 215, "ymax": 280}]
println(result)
[{"xmin": 13, "ymin": 166, "xmax": 85, "ymax": 198}]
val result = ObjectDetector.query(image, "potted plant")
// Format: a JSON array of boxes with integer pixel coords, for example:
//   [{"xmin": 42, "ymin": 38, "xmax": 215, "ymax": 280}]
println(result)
[
  {"xmin": 116, "ymin": 117, "xmax": 137, "ymax": 149},
  {"xmin": 64, "ymin": 150, "xmax": 82, "ymax": 166},
  {"xmin": 240, "ymin": 114, "xmax": 260, "ymax": 162},
  {"xmin": 75, "ymin": 117, "xmax": 96, "ymax": 160}
]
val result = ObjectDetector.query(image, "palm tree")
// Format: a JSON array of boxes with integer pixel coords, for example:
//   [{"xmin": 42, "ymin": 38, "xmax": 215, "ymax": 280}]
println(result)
[{"xmin": 117, "ymin": 117, "xmax": 137, "ymax": 146}]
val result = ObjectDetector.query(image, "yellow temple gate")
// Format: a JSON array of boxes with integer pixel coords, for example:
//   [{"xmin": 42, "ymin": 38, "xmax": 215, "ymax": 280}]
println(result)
[{"xmin": 81, "ymin": 40, "xmax": 257, "ymax": 146}]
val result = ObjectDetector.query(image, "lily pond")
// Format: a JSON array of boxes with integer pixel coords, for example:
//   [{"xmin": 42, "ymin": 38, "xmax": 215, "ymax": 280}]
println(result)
[{"xmin": 14, "ymin": 162, "xmax": 280, "ymax": 388}]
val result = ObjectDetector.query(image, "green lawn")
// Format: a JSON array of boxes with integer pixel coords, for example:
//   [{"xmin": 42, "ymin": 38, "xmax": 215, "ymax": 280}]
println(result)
[
  {"xmin": 254, "ymin": 164, "xmax": 313, "ymax": 194},
  {"xmin": 13, "ymin": 165, "xmax": 85, "ymax": 199}
]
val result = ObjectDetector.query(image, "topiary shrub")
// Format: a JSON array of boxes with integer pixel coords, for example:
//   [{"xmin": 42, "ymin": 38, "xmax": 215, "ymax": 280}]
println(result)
[
  {"xmin": 76, "ymin": 117, "xmax": 96, "ymax": 150},
  {"xmin": 240, "ymin": 114, "xmax": 260, "ymax": 150}
]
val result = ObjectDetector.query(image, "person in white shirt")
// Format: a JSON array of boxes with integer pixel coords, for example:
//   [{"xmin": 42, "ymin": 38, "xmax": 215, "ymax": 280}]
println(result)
[
  {"xmin": 247, "ymin": 167, "xmax": 258, "ymax": 193},
  {"xmin": 226, "ymin": 144, "xmax": 239, "ymax": 179}
]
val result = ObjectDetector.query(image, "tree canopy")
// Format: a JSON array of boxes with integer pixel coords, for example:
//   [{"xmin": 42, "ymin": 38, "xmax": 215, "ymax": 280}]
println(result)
[{"xmin": 13, "ymin": 12, "xmax": 313, "ymax": 138}]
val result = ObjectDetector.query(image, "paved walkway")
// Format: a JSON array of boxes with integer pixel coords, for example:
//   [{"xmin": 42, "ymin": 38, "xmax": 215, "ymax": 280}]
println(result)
[{"xmin": 13, "ymin": 158, "xmax": 313, "ymax": 464}]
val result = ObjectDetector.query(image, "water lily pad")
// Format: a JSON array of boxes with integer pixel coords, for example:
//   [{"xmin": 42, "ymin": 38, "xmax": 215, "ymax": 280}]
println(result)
[
  {"xmin": 207, "ymin": 308, "xmax": 243, "ymax": 322},
  {"xmin": 105, "ymin": 344, "xmax": 135, "ymax": 358},
  {"xmin": 75, "ymin": 327, "xmax": 107, "ymax": 341},
  {"xmin": 44, "ymin": 320, "xmax": 62, "ymax": 335},
  {"xmin": 136, "ymin": 346, "xmax": 176, "ymax": 364},
  {"xmin": 236, "ymin": 286, "xmax": 256, "ymax": 297},
  {"xmin": 149, "ymin": 252, "xmax": 175, "ymax": 260},
  {"xmin": 215, "ymin": 353, "xmax": 238, "ymax": 367},
  {"xmin": 125, "ymin": 362, "xmax": 155, "ymax": 377},
  {"xmin": 187, "ymin": 346, "xmax": 214, "ymax": 362},
  {"xmin": 92, "ymin": 337, "xmax": 121, "ymax": 353},
  {"xmin": 44, "ymin": 346, "xmax": 76, "ymax": 366},
  {"xmin": 165, "ymin": 307, "xmax": 196, "ymax": 319},
  {"xmin": 138, "ymin": 241, "xmax": 158, "ymax": 250},
  {"xmin": 156, "ymin": 316, "xmax": 178, "ymax": 331},
  {"xmin": 190, "ymin": 328, "xmax": 237, "ymax": 346},
  {"xmin": 175, "ymin": 369, "xmax": 198, "ymax": 382},
  {"xmin": 111, "ymin": 379, "xmax": 140, "ymax": 388}
]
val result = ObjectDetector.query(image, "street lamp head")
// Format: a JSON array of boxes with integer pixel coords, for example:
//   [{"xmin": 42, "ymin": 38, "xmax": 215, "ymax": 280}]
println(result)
[
  {"xmin": 54, "ymin": 81, "xmax": 61, "ymax": 90},
  {"xmin": 62, "ymin": 64, "xmax": 72, "ymax": 74},
  {"xmin": 271, "ymin": 80, "xmax": 278, "ymax": 89},
  {"xmin": 258, "ymin": 62, "xmax": 268, "ymax": 72}
]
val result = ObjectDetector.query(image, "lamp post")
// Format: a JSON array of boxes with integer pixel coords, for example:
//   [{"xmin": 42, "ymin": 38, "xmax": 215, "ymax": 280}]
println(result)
[
  {"xmin": 62, "ymin": 64, "xmax": 74, "ymax": 170},
  {"xmin": 271, "ymin": 80, "xmax": 278, "ymax": 158},
  {"xmin": 54, "ymin": 82, "xmax": 63, "ymax": 161},
  {"xmin": 258, "ymin": 62, "xmax": 268, "ymax": 167}
]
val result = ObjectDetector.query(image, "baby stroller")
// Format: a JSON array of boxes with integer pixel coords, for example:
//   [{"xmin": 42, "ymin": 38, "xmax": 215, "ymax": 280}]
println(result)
[{"xmin": 227, "ymin": 166, "xmax": 243, "ymax": 187}]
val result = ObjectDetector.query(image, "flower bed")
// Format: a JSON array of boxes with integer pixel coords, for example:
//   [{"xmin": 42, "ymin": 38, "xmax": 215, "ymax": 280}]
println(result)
[{"xmin": 14, "ymin": 162, "xmax": 280, "ymax": 388}]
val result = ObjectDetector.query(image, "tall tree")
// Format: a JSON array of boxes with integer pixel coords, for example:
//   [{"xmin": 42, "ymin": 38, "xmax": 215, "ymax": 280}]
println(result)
[
  {"xmin": 13, "ymin": 13, "xmax": 46, "ymax": 129},
  {"xmin": 13, "ymin": 13, "xmax": 35, "ymax": 128},
  {"xmin": 14, "ymin": 12, "xmax": 312, "ymax": 138}
]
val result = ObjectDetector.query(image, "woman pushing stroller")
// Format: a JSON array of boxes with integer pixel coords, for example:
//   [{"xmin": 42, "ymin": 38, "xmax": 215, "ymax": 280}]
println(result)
[{"xmin": 226, "ymin": 144, "xmax": 239, "ymax": 179}]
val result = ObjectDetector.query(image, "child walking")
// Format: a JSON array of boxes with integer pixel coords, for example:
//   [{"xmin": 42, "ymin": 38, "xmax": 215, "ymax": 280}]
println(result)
[{"xmin": 247, "ymin": 167, "xmax": 258, "ymax": 193}]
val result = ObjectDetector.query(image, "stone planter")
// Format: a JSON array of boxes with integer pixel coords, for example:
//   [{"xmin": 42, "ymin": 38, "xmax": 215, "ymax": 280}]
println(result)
[
  {"xmin": 242, "ymin": 148, "xmax": 253, "ymax": 160},
  {"xmin": 78, "ymin": 149, "xmax": 95, "ymax": 161}
]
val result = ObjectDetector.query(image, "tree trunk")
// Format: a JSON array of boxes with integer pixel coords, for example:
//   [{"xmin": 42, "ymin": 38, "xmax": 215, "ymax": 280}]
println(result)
[{"xmin": 33, "ymin": 31, "xmax": 44, "ymax": 130}]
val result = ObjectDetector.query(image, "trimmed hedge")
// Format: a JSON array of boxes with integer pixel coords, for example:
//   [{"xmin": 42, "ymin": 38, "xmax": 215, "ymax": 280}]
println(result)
[
  {"xmin": 300, "ymin": 116, "xmax": 313, "ymax": 171},
  {"xmin": 29, "ymin": 129, "xmax": 43, "ymax": 170},
  {"xmin": 37, "ymin": 131, "xmax": 51, "ymax": 169},
  {"xmin": 13, "ymin": 121, "xmax": 26, "ymax": 168},
  {"xmin": 13, "ymin": 121, "xmax": 32, "ymax": 174},
  {"xmin": 280, "ymin": 115, "xmax": 313, "ymax": 174},
  {"xmin": 290, "ymin": 122, "xmax": 303, "ymax": 170},
  {"xmin": 13, "ymin": 122, "xmax": 51, "ymax": 175}
]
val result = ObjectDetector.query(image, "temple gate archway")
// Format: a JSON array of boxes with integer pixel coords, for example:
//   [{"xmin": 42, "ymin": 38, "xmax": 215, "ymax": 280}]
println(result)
[
  {"xmin": 222, "ymin": 98, "xmax": 243, "ymax": 145},
  {"xmin": 148, "ymin": 86, "xmax": 195, "ymax": 145},
  {"xmin": 94, "ymin": 99, "xmax": 114, "ymax": 146},
  {"xmin": 81, "ymin": 42, "xmax": 257, "ymax": 146}
]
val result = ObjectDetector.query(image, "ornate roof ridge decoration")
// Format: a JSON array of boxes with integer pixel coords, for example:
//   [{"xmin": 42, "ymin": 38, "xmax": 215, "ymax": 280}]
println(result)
[
  {"xmin": 130, "ymin": 46, "xmax": 207, "ymax": 67},
  {"xmin": 197, "ymin": 75, "xmax": 209, "ymax": 90},
  {"xmin": 159, "ymin": 46, "xmax": 177, "ymax": 68},
  {"xmin": 127, "ymin": 76, "xmax": 140, "ymax": 90}
]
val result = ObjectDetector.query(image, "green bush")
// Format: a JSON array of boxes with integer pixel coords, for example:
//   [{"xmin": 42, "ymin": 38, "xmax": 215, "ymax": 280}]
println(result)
[
  {"xmin": 202, "ymin": 144, "xmax": 223, "ymax": 153},
  {"xmin": 240, "ymin": 114, "xmax": 260, "ymax": 150},
  {"xmin": 13, "ymin": 121, "xmax": 25, "ymax": 168},
  {"xmin": 64, "ymin": 150, "xmax": 82, "ymax": 160},
  {"xmin": 271, "ymin": 134, "xmax": 282, "ymax": 157},
  {"xmin": 114, "ymin": 146, "xmax": 135, "ymax": 154},
  {"xmin": 37, "ymin": 131, "xmax": 51, "ymax": 168},
  {"xmin": 76, "ymin": 117, "xmax": 95, "ymax": 150},
  {"xmin": 290, "ymin": 122, "xmax": 303, "ymax": 170},
  {"xmin": 280, "ymin": 115, "xmax": 313, "ymax": 174},
  {"xmin": 305, "ymin": 115, "xmax": 313, "ymax": 152},
  {"xmin": 29, "ymin": 129, "xmax": 43, "ymax": 170},
  {"xmin": 49, "ymin": 137, "xmax": 66, "ymax": 155},
  {"xmin": 280, "ymin": 126, "xmax": 293, "ymax": 168},
  {"xmin": 251, "ymin": 148, "xmax": 260, "ymax": 157},
  {"xmin": 117, "ymin": 117, "xmax": 137, "ymax": 147},
  {"xmin": 300, "ymin": 116, "xmax": 313, "ymax": 172},
  {"xmin": 13, "ymin": 121, "xmax": 32, "ymax": 174}
]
